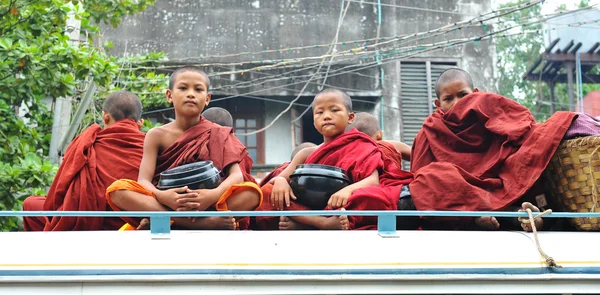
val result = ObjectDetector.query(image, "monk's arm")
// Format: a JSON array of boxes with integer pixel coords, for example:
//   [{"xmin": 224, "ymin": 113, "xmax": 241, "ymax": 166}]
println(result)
[
  {"xmin": 269, "ymin": 146, "xmax": 317, "ymax": 209},
  {"xmin": 329, "ymin": 170, "xmax": 379, "ymax": 208},
  {"xmin": 207, "ymin": 162, "xmax": 244, "ymax": 203},
  {"xmin": 388, "ymin": 140, "xmax": 411, "ymax": 161},
  {"xmin": 136, "ymin": 128, "xmax": 162, "ymax": 196},
  {"xmin": 271, "ymin": 146, "xmax": 318, "ymax": 182},
  {"xmin": 344, "ymin": 170, "xmax": 379, "ymax": 193}
]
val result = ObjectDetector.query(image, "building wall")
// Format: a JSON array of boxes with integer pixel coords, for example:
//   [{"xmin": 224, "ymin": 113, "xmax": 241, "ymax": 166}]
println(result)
[
  {"xmin": 264, "ymin": 101, "xmax": 293, "ymax": 164},
  {"xmin": 101, "ymin": 0, "xmax": 496, "ymax": 164}
]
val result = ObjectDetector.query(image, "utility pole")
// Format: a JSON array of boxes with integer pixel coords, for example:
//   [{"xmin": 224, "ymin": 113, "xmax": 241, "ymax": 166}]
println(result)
[{"xmin": 49, "ymin": 2, "xmax": 81, "ymax": 164}]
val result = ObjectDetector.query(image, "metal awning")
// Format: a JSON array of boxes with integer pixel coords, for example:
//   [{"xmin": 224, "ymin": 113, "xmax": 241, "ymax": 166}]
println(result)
[{"xmin": 524, "ymin": 38, "xmax": 600, "ymax": 112}]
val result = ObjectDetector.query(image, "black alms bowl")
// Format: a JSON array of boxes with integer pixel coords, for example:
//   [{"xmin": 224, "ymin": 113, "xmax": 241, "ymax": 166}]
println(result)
[
  {"xmin": 289, "ymin": 164, "xmax": 352, "ymax": 210},
  {"xmin": 157, "ymin": 161, "xmax": 222, "ymax": 190}
]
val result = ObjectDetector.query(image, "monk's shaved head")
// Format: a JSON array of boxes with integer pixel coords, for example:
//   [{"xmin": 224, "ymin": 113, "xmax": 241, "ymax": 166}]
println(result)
[
  {"xmin": 435, "ymin": 68, "xmax": 474, "ymax": 99},
  {"xmin": 203, "ymin": 107, "xmax": 233, "ymax": 127},
  {"xmin": 291, "ymin": 142, "xmax": 317, "ymax": 161},
  {"xmin": 169, "ymin": 66, "xmax": 211, "ymax": 91},
  {"xmin": 314, "ymin": 88, "xmax": 352, "ymax": 112},
  {"xmin": 348, "ymin": 112, "xmax": 380, "ymax": 137},
  {"xmin": 103, "ymin": 90, "xmax": 142, "ymax": 121}
]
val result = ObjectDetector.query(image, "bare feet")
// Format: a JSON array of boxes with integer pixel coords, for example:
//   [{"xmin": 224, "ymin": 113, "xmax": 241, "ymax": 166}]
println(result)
[
  {"xmin": 279, "ymin": 216, "xmax": 312, "ymax": 230},
  {"xmin": 316, "ymin": 209, "xmax": 350, "ymax": 230},
  {"xmin": 194, "ymin": 216, "xmax": 237, "ymax": 230},
  {"xmin": 137, "ymin": 218, "xmax": 150, "ymax": 230},
  {"xmin": 519, "ymin": 202, "xmax": 543, "ymax": 232},
  {"xmin": 474, "ymin": 216, "xmax": 500, "ymax": 230}
]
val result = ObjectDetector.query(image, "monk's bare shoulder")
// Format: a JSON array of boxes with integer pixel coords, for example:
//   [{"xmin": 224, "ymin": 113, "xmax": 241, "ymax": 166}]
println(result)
[
  {"xmin": 293, "ymin": 146, "xmax": 318, "ymax": 163},
  {"xmin": 386, "ymin": 140, "xmax": 411, "ymax": 160},
  {"xmin": 145, "ymin": 123, "xmax": 182, "ymax": 151}
]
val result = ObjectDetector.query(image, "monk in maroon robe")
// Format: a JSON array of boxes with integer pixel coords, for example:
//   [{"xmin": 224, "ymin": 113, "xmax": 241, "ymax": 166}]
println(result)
[
  {"xmin": 348, "ymin": 112, "xmax": 411, "ymax": 170},
  {"xmin": 106, "ymin": 66, "xmax": 262, "ymax": 230},
  {"xmin": 410, "ymin": 68, "xmax": 576, "ymax": 230},
  {"xmin": 257, "ymin": 89, "xmax": 412, "ymax": 230},
  {"xmin": 22, "ymin": 91, "xmax": 145, "ymax": 231}
]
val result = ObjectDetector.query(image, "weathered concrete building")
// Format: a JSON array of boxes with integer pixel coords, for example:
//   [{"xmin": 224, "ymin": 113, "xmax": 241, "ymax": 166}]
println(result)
[{"xmin": 102, "ymin": 0, "xmax": 496, "ymax": 170}]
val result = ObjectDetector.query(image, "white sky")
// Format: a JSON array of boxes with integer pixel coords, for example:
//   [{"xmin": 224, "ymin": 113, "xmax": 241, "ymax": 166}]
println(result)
[{"xmin": 492, "ymin": 0, "xmax": 600, "ymax": 13}]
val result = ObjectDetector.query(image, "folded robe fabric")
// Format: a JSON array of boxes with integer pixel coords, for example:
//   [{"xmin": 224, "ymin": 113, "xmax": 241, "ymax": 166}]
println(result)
[
  {"xmin": 22, "ymin": 119, "xmax": 145, "ymax": 231},
  {"xmin": 377, "ymin": 141, "xmax": 404, "ymax": 172},
  {"xmin": 409, "ymin": 92, "xmax": 577, "ymax": 213},
  {"xmin": 259, "ymin": 162, "xmax": 290, "ymax": 187},
  {"xmin": 106, "ymin": 117, "xmax": 262, "ymax": 229},
  {"xmin": 256, "ymin": 129, "xmax": 409, "ymax": 230},
  {"xmin": 22, "ymin": 196, "xmax": 46, "ymax": 231}
]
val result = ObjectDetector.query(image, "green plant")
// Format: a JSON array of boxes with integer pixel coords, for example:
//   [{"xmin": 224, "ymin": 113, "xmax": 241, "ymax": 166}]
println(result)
[
  {"xmin": 496, "ymin": 0, "xmax": 600, "ymax": 121},
  {"xmin": 0, "ymin": 0, "xmax": 157, "ymax": 231}
]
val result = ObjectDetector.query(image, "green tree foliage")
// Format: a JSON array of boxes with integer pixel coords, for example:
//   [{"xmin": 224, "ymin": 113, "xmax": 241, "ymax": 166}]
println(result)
[
  {"xmin": 496, "ymin": 0, "xmax": 600, "ymax": 121},
  {"xmin": 0, "ymin": 0, "xmax": 156, "ymax": 231}
]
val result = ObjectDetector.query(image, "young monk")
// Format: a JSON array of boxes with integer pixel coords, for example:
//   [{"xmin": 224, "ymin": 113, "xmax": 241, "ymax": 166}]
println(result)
[
  {"xmin": 256, "ymin": 88, "xmax": 412, "ymax": 230},
  {"xmin": 22, "ymin": 91, "xmax": 146, "ymax": 231},
  {"xmin": 348, "ymin": 112, "xmax": 411, "ymax": 170},
  {"xmin": 409, "ymin": 68, "xmax": 577, "ymax": 231},
  {"xmin": 106, "ymin": 66, "xmax": 262, "ymax": 230},
  {"xmin": 202, "ymin": 107, "xmax": 233, "ymax": 127},
  {"xmin": 433, "ymin": 68, "xmax": 479, "ymax": 112}
]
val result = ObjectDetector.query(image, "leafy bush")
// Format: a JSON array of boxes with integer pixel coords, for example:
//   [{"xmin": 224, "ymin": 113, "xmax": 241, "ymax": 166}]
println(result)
[{"xmin": 0, "ymin": 0, "xmax": 157, "ymax": 231}]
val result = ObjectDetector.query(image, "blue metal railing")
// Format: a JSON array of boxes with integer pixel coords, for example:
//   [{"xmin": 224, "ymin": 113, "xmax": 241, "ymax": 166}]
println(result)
[{"xmin": 2, "ymin": 210, "xmax": 599, "ymax": 236}]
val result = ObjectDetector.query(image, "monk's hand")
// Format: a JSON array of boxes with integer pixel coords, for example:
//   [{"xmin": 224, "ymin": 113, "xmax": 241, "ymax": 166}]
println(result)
[
  {"xmin": 272, "ymin": 177, "xmax": 296, "ymax": 210},
  {"xmin": 176, "ymin": 189, "xmax": 216, "ymax": 212},
  {"xmin": 328, "ymin": 187, "xmax": 352, "ymax": 209},
  {"xmin": 156, "ymin": 186, "xmax": 196, "ymax": 211}
]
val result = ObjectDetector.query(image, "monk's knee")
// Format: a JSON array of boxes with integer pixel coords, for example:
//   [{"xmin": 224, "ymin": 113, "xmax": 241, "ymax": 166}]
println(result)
[
  {"xmin": 23, "ymin": 196, "xmax": 45, "ymax": 211},
  {"xmin": 228, "ymin": 189, "xmax": 261, "ymax": 211},
  {"xmin": 108, "ymin": 190, "xmax": 129, "ymax": 208}
]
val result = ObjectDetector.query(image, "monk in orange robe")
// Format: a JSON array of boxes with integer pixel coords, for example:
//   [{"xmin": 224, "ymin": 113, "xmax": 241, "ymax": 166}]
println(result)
[
  {"xmin": 409, "ymin": 68, "xmax": 576, "ymax": 231},
  {"xmin": 22, "ymin": 91, "xmax": 146, "ymax": 231},
  {"xmin": 348, "ymin": 112, "xmax": 411, "ymax": 171},
  {"xmin": 256, "ymin": 89, "xmax": 412, "ymax": 230},
  {"xmin": 106, "ymin": 66, "xmax": 262, "ymax": 230}
]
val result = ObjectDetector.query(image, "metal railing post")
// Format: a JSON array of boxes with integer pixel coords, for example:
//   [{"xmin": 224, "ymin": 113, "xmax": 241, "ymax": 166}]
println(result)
[
  {"xmin": 377, "ymin": 213, "xmax": 398, "ymax": 238},
  {"xmin": 150, "ymin": 215, "xmax": 171, "ymax": 237}
]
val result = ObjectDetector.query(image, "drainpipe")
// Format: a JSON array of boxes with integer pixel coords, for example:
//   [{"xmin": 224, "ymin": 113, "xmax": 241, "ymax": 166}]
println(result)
[{"xmin": 376, "ymin": 0, "xmax": 385, "ymax": 134}]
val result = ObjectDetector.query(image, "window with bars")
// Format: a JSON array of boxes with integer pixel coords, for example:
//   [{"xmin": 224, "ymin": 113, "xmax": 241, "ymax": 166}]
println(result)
[{"xmin": 234, "ymin": 117, "xmax": 264, "ymax": 164}]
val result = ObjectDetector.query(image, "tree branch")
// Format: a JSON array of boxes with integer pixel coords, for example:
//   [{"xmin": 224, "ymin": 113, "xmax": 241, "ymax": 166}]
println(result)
[
  {"xmin": 0, "ymin": 0, "xmax": 16, "ymax": 20},
  {"xmin": 0, "ymin": 13, "xmax": 33, "ymax": 36}
]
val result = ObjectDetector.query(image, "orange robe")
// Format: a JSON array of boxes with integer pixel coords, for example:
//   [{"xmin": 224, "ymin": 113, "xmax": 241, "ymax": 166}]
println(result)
[
  {"xmin": 106, "ymin": 117, "xmax": 262, "ymax": 229},
  {"xmin": 22, "ymin": 120, "xmax": 145, "ymax": 231}
]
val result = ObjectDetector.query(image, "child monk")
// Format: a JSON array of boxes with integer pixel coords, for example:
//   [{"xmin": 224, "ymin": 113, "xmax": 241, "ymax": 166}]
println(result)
[
  {"xmin": 202, "ymin": 107, "xmax": 233, "ymax": 127},
  {"xmin": 348, "ymin": 112, "xmax": 411, "ymax": 170},
  {"xmin": 256, "ymin": 88, "xmax": 412, "ymax": 230},
  {"xmin": 22, "ymin": 91, "xmax": 146, "ymax": 231},
  {"xmin": 106, "ymin": 66, "xmax": 262, "ymax": 230},
  {"xmin": 409, "ymin": 68, "xmax": 577, "ymax": 231}
]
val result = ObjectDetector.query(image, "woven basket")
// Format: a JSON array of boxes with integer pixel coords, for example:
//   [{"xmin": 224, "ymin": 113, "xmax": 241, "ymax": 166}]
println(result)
[{"xmin": 545, "ymin": 136, "xmax": 600, "ymax": 231}]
